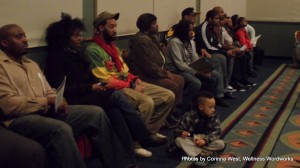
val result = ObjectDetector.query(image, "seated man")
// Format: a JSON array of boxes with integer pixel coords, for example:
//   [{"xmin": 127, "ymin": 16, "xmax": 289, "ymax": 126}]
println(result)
[
  {"xmin": 194, "ymin": 10, "xmax": 236, "ymax": 107},
  {"xmin": 44, "ymin": 13, "xmax": 166, "ymax": 159},
  {"xmin": 0, "ymin": 24, "xmax": 135, "ymax": 168},
  {"xmin": 165, "ymin": 7, "xmax": 200, "ymax": 40},
  {"xmin": 174, "ymin": 91, "xmax": 226, "ymax": 167},
  {"xmin": 127, "ymin": 13, "xmax": 184, "ymax": 109},
  {"xmin": 84, "ymin": 11, "xmax": 175, "ymax": 136}
]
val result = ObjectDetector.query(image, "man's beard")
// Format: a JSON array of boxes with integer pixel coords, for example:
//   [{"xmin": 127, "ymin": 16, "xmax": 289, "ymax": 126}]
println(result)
[
  {"xmin": 7, "ymin": 46, "xmax": 28, "ymax": 59},
  {"xmin": 103, "ymin": 30, "xmax": 116, "ymax": 43}
]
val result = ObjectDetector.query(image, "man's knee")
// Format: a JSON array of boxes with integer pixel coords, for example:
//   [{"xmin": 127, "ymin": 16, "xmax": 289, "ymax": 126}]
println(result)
[
  {"xmin": 84, "ymin": 105, "xmax": 106, "ymax": 118},
  {"xmin": 57, "ymin": 123, "xmax": 73, "ymax": 137},
  {"xmin": 69, "ymin": 105, "xmax": 106, "ymax": 121},
  {"xmin": 138, "ymin": 95, "xmax": 155, "ymax": 113},
  {"xmin": 160, "ymin": 88, "xmax": 176, "ymax": 104}
]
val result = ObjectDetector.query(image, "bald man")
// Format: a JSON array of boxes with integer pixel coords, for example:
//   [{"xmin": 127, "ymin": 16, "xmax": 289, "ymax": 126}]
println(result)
[
  {"xmin": 212, "ymin": 6, "xmax": 225, "ymax": 17},
  {"xmin": 0, "ymin": 24, "xmax": 133, "ymax": 168}
]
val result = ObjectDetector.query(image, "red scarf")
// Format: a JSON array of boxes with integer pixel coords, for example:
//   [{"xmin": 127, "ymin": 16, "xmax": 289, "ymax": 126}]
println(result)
[{"xmin": 94, "ymin": 35, "xmax": 123, "ymax": 72}]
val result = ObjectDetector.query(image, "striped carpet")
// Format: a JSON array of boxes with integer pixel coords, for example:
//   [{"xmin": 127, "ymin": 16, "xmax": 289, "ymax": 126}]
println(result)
[{"xmin": 177, "ymin": 64, "xmax": 300, "ymax": 168}]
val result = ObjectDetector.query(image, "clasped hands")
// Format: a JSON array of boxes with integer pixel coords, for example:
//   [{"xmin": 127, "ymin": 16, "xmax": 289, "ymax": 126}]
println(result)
[{"xmin": 181, "ymin": 131, "xmax": 206, "ymax": 147}]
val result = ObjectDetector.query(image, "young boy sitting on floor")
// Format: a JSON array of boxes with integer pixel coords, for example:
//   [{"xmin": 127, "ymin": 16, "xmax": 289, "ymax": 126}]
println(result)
[{"xmin": 174, "ymin": 91, "xmax": 226, "ymax": 166}]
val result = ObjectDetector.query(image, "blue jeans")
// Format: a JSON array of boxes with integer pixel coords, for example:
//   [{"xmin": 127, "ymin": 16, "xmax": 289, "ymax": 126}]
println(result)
[
  {"xmin": 107, "ymin": 91, "xmax": 151, "ymax": 139},
  {"xmin": 180, "ymin": 72, "xmax": 202, "ymax": 105},
  {"xmin": 8, "ymin": 105, "xmax": 132, "ymax": 168},
  {"xmin": 208, "ymin": 53, "xmax": 228, "ymax": 91}
]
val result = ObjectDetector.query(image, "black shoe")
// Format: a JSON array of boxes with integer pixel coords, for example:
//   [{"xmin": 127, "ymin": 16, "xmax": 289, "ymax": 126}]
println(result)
[
  {"xmin": 231, "ymin": 83, "xmax": 247, "ymax": 92},
  {"xmin": 215, "ymin": 98, "xmax": 229, "ymax": 107},
  {"xmin": 140, "ymin": 134, "xmax": 167, "ymax": 147},
  {"xmin": 242, "ymin": 80, "xmax": 257, "ymax": 87},
  {"xmin": 224, "ymin": 92, "xmax": 236, "ymax": 99},
  {"xmin": 249, "ymin": 71, "xmax": 258, "ymax": 77}
]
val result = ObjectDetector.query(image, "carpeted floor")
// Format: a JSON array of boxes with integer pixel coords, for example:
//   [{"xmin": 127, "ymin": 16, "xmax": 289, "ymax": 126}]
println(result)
[
  {"xmin": 88, "ymin": 57, "xmax": 298, "ymax": 168},
  {"xmin": 176, "ymin": 59, "xmax": 300, "ymax": 168},
  {"xmin": 198, "ymin": 64, "xmax": 300, "ymax": 168}
]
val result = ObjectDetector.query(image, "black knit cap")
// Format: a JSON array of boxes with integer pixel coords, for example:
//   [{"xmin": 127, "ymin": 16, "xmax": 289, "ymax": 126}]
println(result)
[
  {"xmin": 181, "ymin": 7, "xmax": 200, "ymax": 18},
  {"xmin": 136, "ymin": 13, "xmax": 157, "ymax": 32}
]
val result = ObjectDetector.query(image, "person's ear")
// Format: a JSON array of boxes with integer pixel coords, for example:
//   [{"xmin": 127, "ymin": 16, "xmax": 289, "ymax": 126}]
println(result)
[
  {"xmin": 0, "ymin": 40, "xmax": 9, "ymax": 48},
  {"xmin": 98, "ymin": 25, "xmax": 105, "ymax": 32},
  {"xmin": 198, "ymin": 104, "xmax": 204, "ymax": 111}
]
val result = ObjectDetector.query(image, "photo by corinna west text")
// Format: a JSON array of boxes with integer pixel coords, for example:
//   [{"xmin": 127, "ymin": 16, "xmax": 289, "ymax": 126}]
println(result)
[{"xmin": 181, "ymin": 156, "xmax": 294, "ymax": 162}]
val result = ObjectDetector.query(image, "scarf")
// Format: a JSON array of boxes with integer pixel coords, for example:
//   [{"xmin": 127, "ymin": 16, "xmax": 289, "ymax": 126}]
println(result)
[{"xmin": 94, "ymin": 35, "xmax": 123, "ymax": 72}]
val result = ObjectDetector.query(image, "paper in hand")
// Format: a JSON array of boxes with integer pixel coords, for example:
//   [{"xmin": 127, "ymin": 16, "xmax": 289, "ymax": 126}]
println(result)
[
  {"xmin": 240, "ymin": 45, "xmax": 247, "ymax": 51},
  {"xmin": 55, "ymin": 76, "xmax": 66, "ymax": 112},
  {"xmin": 251, "ymin": 34, "xmax": 261, "ymax": 47}
]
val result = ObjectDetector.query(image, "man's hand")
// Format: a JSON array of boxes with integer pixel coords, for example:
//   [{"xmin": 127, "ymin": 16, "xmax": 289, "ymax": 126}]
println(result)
[
  {"xmin": 194, "ymin": 138, "xmax": 206, "ymax": 147},
  {"xmin": 57, "ymin": 99, "xmax": 69, "ymax": 115},
  {"xmin": 227, "ymin": 49, "xmax": 236, "ymax": 57},
  {"xmin": 181, "ymin": 131, "xmax": 191, "ymax": 138},
  {"xmin": 234, "ymin": 47, "xmax": 244, "ymax": 54},
  {"xmin": 92, "ymin": 83, "xmax": 107, "ymax": 92},
  {"xmin": 166, "ymin": 71, "xmax": 174, "ymax": 80},
  {"xmin": 135, "ymin": 78, "xmax": 144, "ymax": 87},
  {"xmin": 47, "ymin": 96, "xmax": 56, "ymax": 106},
  {"xmin": 134, "ymin": 85, "xmax": 145, "ymax": 93},
  {"xmin": 201, "ymin": 49, "xmax": 212, "ymax": 58},
  {"xmin": 47, "ymin": 97, "xmax": 69, "ymax": 115}
]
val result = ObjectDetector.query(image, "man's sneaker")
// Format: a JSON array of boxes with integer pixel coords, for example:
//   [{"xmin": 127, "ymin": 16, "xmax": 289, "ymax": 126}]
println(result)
[
  {"xmin": 134, "ymin": 147, "xmax": 152, "ymax": 157},
  {"xmin": 227, "ymin": 85, "xmax": 237, "ymax": 92},
  {"xmin": 243, "ymin": 81, "xmax": 257, "ymax": 87},
  {"xmin": 156, "ymin": 133, "xmax": 167, "ymax": 139},
  {"xmin": 231, "ymin": 83, "xmax": 247, "ymax": 92}
]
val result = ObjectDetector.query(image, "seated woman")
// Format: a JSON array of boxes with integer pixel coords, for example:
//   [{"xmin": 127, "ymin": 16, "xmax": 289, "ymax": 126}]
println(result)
[
  {"xmin": 44, "ymin": 14, "xmax": 166, "ymax": 160},
  {"xmin": 127, "ymin": 13, "xmax": 185, "ymax": 118},
  {"xmin": 167, "ymin": 20, "xmax": 228, "ymax": 108}
]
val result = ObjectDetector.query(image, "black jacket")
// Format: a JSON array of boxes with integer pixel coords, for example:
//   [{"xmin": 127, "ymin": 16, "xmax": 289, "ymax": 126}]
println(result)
[{"xmin": 44, "ymin": 48, "xmax": 113, "ymax": 106}]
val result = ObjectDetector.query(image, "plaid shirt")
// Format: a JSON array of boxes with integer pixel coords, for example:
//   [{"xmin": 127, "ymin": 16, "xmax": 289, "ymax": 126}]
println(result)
[{"xmin": 174, "ymin": 109, "xmax": 222, "ymax": 145}]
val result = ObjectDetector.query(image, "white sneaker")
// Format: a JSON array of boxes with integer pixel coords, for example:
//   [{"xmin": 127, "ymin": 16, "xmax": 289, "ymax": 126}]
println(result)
[
  {"xmin": 134, "ymin": 147, "xmax": 152, "ymax": 157},
  {"xmin": 227, "ymin": 85, "xmax": 237, "ymax": 92},
  {"xmin": 156, "ymin": 133, "xmax": 167, "ymax": 139}
]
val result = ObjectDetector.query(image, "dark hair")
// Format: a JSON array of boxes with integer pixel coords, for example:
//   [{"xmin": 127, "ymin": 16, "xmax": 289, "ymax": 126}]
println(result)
[
  {"xmin": 136, "ymin": 13, "xmax": 157, "ymax": 32},
  {"xmin": 205, "ymin": 10, "xmax": 219, "ymax": 21},
  {"xmin": 173, "ymin": 20, "xmax": 192, "ymax": 43},
  {"xmin": 237, "ymin": 17, "xmax": 246, "ymax": 27},
  {"xmin": 231, "ymin": 14, "xmax": 239, "ymax": 28},
  {"xmin": 195, "ymin": 91, "xmax": 214, "ymax": 105},
  {"xmin": 46, "ymin": 13, "xmax": 85, "ymax": 50}
]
